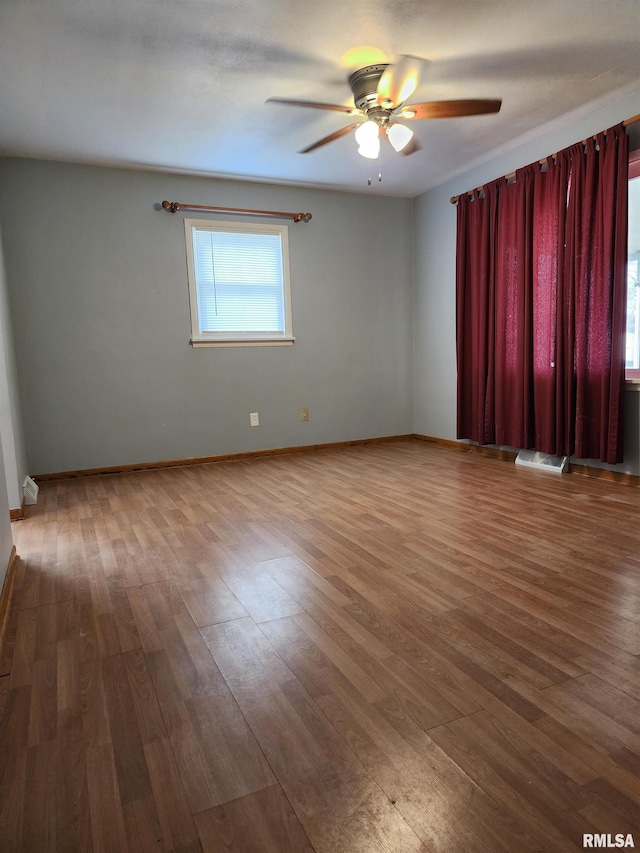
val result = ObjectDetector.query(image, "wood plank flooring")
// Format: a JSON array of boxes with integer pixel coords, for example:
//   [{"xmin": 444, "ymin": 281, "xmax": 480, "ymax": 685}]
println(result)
[{"xmin": 1, "ymin": 440, "xmax": 640, "ymax": 851}]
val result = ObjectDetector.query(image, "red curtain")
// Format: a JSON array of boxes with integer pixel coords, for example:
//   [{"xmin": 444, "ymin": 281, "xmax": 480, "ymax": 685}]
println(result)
[{"xmin": 456, "ymin": 123, "xmax": 628, "ymax": 463}]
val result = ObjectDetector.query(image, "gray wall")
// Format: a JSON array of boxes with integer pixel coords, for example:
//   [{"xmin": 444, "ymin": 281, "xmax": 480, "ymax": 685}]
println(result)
[
  {"xmin": 0, "ymin": 160, "xmax": 414, "ymax": 475},
  {"xmin": 0, "ymin": 237, "xmax": 14, "ymax": 586},
  {"xmin": 413, "ymin": 88, "xmax": 640, "ymax": 475},
  {"xmin": 0, "ymin": 228, "xmax": 28, "ymax": 507},
  {"xmin": 0, "ymin": 232, "xmax": 15, "ymax": 578},
  {"xmin": 0, "ymin": 421, "xmax": 13, "ymax": 591}
]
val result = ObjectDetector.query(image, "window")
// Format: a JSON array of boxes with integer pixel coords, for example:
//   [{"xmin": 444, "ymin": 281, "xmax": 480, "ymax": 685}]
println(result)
[
  {"xmin": 627, "ymin": 150, "xmax": 640, "ymax": 381},
  {"xmin": 184, "ymin": 219, "xmax": 294, "ymax": 347}
]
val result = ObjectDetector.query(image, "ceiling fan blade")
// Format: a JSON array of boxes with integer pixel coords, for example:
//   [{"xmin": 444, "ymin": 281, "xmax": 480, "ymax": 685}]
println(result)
[
  {"xmin": 399, "ymin": 99, "xmax": 502, "ymax": 120},
  {"xmin": 377, "ymin": 55, "xmax": 421, "ymax": 108},
  {"xmin": 299, "ymin": 123, "xmax": 361, "ymax": 153},
  {"xmin": 267, "ymin": 97, "xmax": 359, "ymax": 115}
]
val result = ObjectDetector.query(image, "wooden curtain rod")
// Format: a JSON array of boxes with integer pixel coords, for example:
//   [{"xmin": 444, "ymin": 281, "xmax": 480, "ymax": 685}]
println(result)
[
  {"xmin": 449, "ymin": 112, "xmax": 640, "ymax": 204},
  {"xmin": 161, "ymin": 200, "xmax": 312, "ymax": 222}
]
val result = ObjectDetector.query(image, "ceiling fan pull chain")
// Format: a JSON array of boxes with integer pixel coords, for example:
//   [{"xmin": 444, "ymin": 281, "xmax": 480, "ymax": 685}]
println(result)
[{"xmin": 366, "ymin": 156, "xmax": 373, "ymax": 186}]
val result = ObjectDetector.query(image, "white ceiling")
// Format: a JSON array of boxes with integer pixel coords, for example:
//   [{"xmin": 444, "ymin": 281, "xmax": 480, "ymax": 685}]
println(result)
[{"xmin": 1, "ymin": 0, "xmax": 639, "ymax": 197}]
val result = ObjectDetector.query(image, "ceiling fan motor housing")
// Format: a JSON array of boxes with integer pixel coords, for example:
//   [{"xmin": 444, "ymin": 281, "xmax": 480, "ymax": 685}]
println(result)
[{"xmin": 348, "ymin": 64, "xmax": 389, "ymax": 114}]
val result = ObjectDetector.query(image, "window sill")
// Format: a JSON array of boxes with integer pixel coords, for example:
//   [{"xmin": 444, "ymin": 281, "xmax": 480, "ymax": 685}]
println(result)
[
  {"xmin": 626, "ymin": 379, "xmax": 640, "ymax": 391},
  {"xmin": 191, "ymin": 337, "xmax": 295, "ymax": 348}
]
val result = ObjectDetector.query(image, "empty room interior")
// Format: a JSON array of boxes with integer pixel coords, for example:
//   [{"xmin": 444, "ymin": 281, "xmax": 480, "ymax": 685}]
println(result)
[{"xmin": 1, "ymin": 1, "xmax": 640, "ymax": 850}]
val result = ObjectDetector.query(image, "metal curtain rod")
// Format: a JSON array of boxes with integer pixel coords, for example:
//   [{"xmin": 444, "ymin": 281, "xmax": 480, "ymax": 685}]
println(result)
[
  {"xmin": 449, "ymin": 112, "xmax": 640, "ymax": 205},
  {"xmin": 161, "ymin": 200, "xmax": 312, "ymax": 222}
]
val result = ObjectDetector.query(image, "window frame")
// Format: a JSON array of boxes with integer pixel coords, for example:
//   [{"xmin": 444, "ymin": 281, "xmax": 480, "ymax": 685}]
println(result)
[
  {"xmin": 627, "ymin": 150, "xmax": 640, "ymax": 386},
  {"xmin": 184, "ymin": 218, "xmax": 294, "ymax": 348}
]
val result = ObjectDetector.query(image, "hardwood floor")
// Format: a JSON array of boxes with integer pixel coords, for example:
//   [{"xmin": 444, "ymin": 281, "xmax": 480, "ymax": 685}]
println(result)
[{"xmin": 1, "ymin": 439, "xmax": 639, "ymax": 851}]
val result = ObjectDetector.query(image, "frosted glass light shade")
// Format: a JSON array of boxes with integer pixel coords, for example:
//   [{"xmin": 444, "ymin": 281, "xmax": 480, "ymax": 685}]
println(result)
[
  {"xmin": 358, "ymin": 138, "xmax": 380, "ymax": 159},
  {"xmin": 387, "ymin": 123, "xmax": 414, "ymax": 152},
  {"xmin": 355, "ymin": 120, "xmax": 379, "ymax": 146}
]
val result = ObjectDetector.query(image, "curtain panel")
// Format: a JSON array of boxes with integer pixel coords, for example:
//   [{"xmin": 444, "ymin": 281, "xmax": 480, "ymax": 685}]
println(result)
[{"xmin": 456, "ymin": 123, "xmax": 628, "ymax": 464}]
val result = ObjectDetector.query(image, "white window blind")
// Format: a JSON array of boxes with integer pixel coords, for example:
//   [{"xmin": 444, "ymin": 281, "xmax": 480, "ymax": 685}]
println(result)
[{"xmin": 184, "ymin": 219, "xmax": 293, "ymax": 347}]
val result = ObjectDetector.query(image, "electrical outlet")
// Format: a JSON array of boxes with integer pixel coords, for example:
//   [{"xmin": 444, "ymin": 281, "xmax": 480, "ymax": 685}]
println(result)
[
  {"xmin": 250, "ymin": 412, "xmax": 259, "ymax": 427},
  {"xmin": 300, "ymin": 408, "xmax": 309, "ymax": 421}
]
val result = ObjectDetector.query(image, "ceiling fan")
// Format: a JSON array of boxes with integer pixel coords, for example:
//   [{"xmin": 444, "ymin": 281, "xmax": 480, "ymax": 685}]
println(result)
[{"xmin": 267, "ymin": 56, "xmax": 502, "ymax": 159}]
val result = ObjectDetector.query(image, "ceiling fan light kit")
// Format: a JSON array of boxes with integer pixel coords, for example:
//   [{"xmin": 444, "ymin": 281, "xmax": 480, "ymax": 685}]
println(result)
[{"xmin": 267, "ymin": 56, "xmax": 502, "ymax": 181}]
